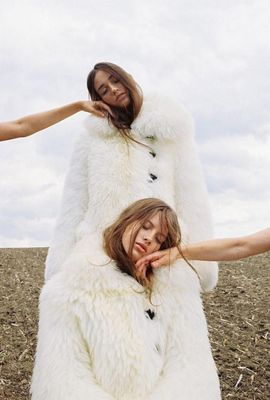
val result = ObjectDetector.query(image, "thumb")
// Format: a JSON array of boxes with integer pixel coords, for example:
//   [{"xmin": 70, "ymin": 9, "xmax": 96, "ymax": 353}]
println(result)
[{"xmin": 151, "ymin": 261, "xmax": 160, "ymax": 268}]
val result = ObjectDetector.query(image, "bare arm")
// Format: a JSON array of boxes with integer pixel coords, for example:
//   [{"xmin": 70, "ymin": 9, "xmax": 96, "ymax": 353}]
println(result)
[
  {"xmin": 182, "ymin": 228, "xmax": 270, "ymax": 261},
  {"xmin": 0, "ymin": 100, "xmax": 112, "ymax": 141},
  {"xmin": 135, "ymin": 228, "xmax": 270, "ymax": 273}
]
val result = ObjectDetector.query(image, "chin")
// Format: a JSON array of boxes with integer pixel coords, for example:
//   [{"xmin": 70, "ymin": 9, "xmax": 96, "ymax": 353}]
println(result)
[
  {"xmin": 118, "ymin": 96, "xmax": 130, "ymax": 108},
  {"xmin": 132, "ymin": 251, "xmax": 140, "ymax": 263}
]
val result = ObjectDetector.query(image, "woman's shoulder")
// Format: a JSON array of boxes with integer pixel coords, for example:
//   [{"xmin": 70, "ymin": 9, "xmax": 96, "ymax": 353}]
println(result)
[
  {"xmin": 132, "ymin": 92, "xmax": 195, "ymax": 141},
  {"xmin": 41, "ymin": 238, "xmax": 142, "ymax": 306}
]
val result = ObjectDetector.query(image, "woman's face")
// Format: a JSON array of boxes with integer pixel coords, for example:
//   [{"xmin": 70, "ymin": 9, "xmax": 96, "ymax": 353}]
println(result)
[
  {"xmin": 94, "ymin": 70, "xmax": 130, "ymax": 108},
  {"xmin": 122, "ymin": 213, "xmax": 168, "ymax": 263}
]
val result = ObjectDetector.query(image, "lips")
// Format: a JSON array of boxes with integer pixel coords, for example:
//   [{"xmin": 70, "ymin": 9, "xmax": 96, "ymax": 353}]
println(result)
[
  {"xmin": 135, "ymin": 242, "xmax": 147, "ymax": 253},
  {"xmin": 116, "ymin": 92, "xmax": 127, "ymax": 101}
]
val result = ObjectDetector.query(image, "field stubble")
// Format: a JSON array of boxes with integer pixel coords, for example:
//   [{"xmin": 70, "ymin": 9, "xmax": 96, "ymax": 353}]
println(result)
[{"xmin": 0, "ymin": 248, "xmax": 269, "ymax": 399}]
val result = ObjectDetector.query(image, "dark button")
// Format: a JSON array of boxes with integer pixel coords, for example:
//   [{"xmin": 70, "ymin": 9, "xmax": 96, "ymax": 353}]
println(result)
[
  {"xmin": 149, "ymin": 151, "xmax": 156, "ymax": 158},
  {"xmin": 146, "ymin": 135, "xmax": 156, "ymax": 141},
  {"xmin": 149, "ymin": 173, "xmax": 157, "ymax": 181},
  {"xmin": 145, "ymin": 309, "xmax": 155, "ymax": 320}
]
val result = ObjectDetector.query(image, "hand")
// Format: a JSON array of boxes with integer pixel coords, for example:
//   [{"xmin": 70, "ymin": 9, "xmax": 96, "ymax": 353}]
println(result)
[
  {"xmin": 135, "ymin": 264, "xmax": 148, "ymax": 281},
  {"xmin": 135, "ymin": 247, "xmax": 180, "ymax": 276},
  {"xmin": 80, "ymin": 100, "xmax": 114, "ymax": 118}
]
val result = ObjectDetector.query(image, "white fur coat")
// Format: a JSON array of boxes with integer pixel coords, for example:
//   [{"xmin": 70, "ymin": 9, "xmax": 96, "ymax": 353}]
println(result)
[
  {"xmin": 31, "ymin": 238, "xmax": 221, "ymax": 400},
  {"xmin": 45, "ymin": 93, "xmax": 218, "ymax": 291}
]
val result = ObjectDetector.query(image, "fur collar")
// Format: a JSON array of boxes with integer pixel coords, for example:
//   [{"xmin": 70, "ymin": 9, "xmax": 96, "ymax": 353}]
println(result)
[
  {"xmin": 49, "ymin": 235, "xmax": 172, "ymax": 302},
  {"xmin": 83, "ymin": 92, "xmax": 194, "ymax": 142}
]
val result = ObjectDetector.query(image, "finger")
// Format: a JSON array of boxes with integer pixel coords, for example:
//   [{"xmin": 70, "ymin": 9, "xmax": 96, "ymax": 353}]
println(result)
[
  {"xmin": 93, "ymin": 110, "xmax": 107, "ymax": 118},
  {"xmin": 137, "ymin": 262, "xmax": 148, "ymax": 274},
  {"xmin": 136, "ymin": 266, "xmax": 146, "ymax": 280},
  {"xmin": 143, "ymin": 254, "xmax": 162, "ymax": 266},
  {"xmin": 101, "ymin": 103, "xmax": 114, "ymax": 117},
  {"xmin": 135, "ymin": 253, "xmax": 161, "ymax": 268},
  {"xmin": 151, "ymin": 255, "xmax": 170, "ymax": 269},
  {"xmin": 140, "ymin": 265, "xmax": 147, "ymax": 280},
  {"xmin": 151, "ymin": 261, "xmax": 161, "ymax": 268},
  {"xmin": 95, "ymin": 102, "xmax": 115, "ymax": 117}
]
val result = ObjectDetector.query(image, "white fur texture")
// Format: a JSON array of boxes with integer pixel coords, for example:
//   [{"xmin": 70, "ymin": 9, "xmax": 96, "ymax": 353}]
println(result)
[
  {"xmin": 45, "ymin": 93, "xmax": 218, "ymax": 291},
  {"xmin": 31, "ymin": 238, "xmax": 221, "ymax": 400}
]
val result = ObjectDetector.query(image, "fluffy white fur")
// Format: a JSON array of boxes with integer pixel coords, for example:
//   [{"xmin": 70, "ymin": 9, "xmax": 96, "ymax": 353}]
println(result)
[
  {"xmin": 45, "ymin": 93, "xmax": 218, "ymax": 291},
  {"xmin": 31, "ymin": 237, "xmax": 221, "ymax": 400}
]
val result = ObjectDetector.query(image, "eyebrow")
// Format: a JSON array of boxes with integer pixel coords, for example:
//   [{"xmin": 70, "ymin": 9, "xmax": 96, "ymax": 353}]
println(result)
[{"xmin": 97, "ymin": 74, "xmax": 114, "ymax": 92}]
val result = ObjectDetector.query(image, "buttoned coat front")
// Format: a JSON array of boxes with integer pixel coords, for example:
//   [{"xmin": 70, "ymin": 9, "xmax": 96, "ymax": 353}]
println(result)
[
  {"xmin": 31, "ymin": 238, "xmax": 221, "ymax": 400},
  {"xmin": 45, "ymin": 93, "xmax": 218, "ymax": 291}
]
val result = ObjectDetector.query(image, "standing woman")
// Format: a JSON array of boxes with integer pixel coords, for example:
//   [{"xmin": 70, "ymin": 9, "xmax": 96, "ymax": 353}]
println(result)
[{"xmin": 45, "ymin": 62, "xmax": 218, "ymax": 292}]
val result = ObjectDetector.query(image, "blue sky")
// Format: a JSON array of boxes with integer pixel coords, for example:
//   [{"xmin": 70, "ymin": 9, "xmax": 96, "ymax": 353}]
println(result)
[{"xmin": 0, "ymin": 0, "xmax": 270, "ymax": 246}]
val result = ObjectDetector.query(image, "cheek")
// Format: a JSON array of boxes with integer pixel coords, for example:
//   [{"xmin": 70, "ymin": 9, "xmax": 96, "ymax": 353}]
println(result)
[
  {"xmin": 152, "ymin": 244, "xmax": 161, "ymax": 252},
  {"xmin": 122, "ymin": 225, "xmax": 137, "ymax": 254},
  {"xmin": 122, "ymin": 232, "xmax": 129, "ymax": 254},
  {"xmin": 121, "ymin": 84, "xmax": 128, "ymax": 92}
]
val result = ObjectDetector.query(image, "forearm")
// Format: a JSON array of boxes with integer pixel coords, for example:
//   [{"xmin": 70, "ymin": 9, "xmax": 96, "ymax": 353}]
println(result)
[
  {"xmin": 0, "ymin": 101, "xmax": 84, "ymax": 141},
  {"xmin": 181, "ymin": 228, "xmax": 270, "ymax": 261},
  {"xmin": 181, "ymin": 239, "xmax": 247, "ymax": 261}
]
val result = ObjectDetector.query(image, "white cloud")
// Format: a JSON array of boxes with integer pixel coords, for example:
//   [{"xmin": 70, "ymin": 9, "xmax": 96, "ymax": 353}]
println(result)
[
  {"xmin": 200, "ymin": 130, "xmax": 270, "ymax": 236},
  {"xmin": 0, "ymin": 0, "xmax": 270, "ymax": 246}
]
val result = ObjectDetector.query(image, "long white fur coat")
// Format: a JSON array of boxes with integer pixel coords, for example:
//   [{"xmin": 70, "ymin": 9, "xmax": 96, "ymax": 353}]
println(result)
[
  {"xmin": 45, "ymin": 93, "xmax": 218, "ymax": 290},
  {"xmin": 31, "ymin": 237, "xmax": 221, "ymax": 400}
]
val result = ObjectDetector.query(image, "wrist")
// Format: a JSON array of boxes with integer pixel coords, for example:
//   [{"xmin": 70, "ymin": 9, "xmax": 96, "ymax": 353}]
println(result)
[
  {"xmin": 174, "ymin": 246, "xmax": 182, "ymax": 260},
  {"xmin": 76, "ymin": 101, "xmax": 86, "ymax": 111},
  {"xmin": 171, "ymin": 246, "xmax": 180, "ymax": 261}
]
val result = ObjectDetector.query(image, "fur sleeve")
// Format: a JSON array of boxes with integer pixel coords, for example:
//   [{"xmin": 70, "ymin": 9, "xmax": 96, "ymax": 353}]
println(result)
[
  {"xmin": 30, "ymin": 280, "xmax": 115, "ymax": 400},
  {"xmin": 172, "ymin": 108, "xmax": 219, "ymax": 291},
  {"xmin": 44, "ymin": 130, "xmax": 91, "ymax": 281}
]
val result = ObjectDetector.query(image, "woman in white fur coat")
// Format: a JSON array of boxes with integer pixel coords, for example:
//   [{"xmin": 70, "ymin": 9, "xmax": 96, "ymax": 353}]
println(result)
[
  {"xmin": 45, "ymin": 62, "xmax": 218, "ymax": 292},
  {"xmin": 31, "ymin": 198, "xmax": 221, "ymax": 400}
]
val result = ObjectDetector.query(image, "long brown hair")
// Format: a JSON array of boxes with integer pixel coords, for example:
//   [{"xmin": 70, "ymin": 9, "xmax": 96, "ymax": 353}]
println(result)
[
  {"xmin": 103, "ymin": 198, "xmax": 183, "ymax": 294},
  {"xmin": 87, "ymin": 62, "xmax": 143, "ymax": 143}
]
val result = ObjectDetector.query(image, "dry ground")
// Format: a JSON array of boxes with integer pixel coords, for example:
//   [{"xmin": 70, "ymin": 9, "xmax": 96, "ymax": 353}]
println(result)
[{"xmin": 0, "ymin": 248, "xmax": 269, "ymax": 400}]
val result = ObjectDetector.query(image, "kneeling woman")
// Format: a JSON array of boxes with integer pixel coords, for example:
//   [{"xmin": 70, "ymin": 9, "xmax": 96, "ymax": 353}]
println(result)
[{"xmin": 31, "ymin": 198, "xmax": 221, "ymax": 400}]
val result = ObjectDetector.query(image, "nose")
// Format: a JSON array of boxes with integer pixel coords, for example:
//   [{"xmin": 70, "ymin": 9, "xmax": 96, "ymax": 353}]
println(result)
[
  {"xmin": 143, "ymin": 235, "xmax": 153, "ymax": 244},
  {"xmin": 109, "ymin": 84, "xmax": 118, "ymax": 94}
]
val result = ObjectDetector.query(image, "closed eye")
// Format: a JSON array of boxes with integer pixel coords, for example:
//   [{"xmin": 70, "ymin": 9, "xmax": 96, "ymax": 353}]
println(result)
[
  {"xmin": 110, "ymin": 76, "xmax": 119, "ymax": 83},
  {"xmin": 156, "ymin": 235, "xmax": 165, "ymax": 245},
  {"xmin": 143, "ymin": 222, "xmax": 151, "ymax": 230}
]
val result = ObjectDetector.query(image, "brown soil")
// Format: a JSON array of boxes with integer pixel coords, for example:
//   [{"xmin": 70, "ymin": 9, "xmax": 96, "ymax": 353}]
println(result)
[{"xmin": 0, "ymin": 248, "xmax": 269, "ymax": 399}]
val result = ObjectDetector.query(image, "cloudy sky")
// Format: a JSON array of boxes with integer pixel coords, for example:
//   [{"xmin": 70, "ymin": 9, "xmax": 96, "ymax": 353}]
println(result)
[{"xmin": 0, "ymin": 0, "xmax": 270, "ymax": 247}]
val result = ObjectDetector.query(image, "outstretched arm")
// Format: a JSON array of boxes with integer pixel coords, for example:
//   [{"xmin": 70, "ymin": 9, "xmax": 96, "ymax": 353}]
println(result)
[
  {"xmin": 182, "ymin": 227, "xmax": 270, "ymax": 261},
  {"xmin": 0, "ymin": 100, "xmax": 112, "ymax": 141},
  {"xmin": 135, "ymin": 228, "xmax": 270, "ymax": 274}
]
